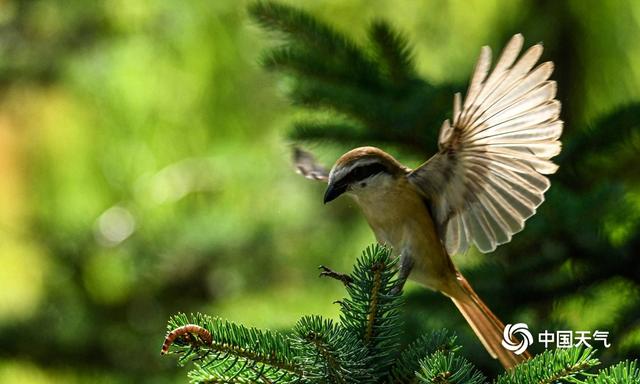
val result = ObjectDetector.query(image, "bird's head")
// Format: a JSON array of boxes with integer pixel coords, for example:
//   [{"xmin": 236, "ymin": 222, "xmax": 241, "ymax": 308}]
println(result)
[{"xmin": 323, "ymin": 146, "xmax": 408, "ymax": 204}]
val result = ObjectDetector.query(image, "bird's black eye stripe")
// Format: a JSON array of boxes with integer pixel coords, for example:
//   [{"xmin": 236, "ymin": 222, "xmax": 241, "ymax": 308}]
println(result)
[{"xmin": 340, "ymin": 163, "xmax": 388, "ymax": 185}]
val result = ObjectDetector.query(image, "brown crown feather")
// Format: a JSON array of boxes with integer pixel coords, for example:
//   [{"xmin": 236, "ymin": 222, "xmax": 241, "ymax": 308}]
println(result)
[{"xmin": 334, "ymin": 146, "xmax": 409, "ymax": 177}]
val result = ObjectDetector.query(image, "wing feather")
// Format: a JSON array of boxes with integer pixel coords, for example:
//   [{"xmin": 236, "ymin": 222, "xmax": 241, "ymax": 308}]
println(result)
[
  {"xmin": 464, "ymin": 59, "xmax": 552, "ymax": 137},
  {"xmin": 462, "ymin": 34, "xmax": 524, "ymax": 126},
  {"xmin": 292, "ymin": 147, "xmax": 329, "ymax": 182},
  {"xmin": 463, "ymin": 46, "xmax": 492, "ymax": 113},
  {"xmin": 473, "ymin": 47, "xmax": 547, "ymax": 111},
  {"xmin": 408, "ymin": 34, "xmax": 562, "ymax": 255}
]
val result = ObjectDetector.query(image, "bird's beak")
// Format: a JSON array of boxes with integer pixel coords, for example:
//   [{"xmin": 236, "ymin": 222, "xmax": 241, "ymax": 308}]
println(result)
[{"xmin": 323, "ymin": 182, "xmax": 347, "ymax": 204}]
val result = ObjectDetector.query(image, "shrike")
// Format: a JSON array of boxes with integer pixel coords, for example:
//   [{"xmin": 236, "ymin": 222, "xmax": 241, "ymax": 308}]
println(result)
[{"xmin": 294, "ymin": 34, "xmax": 562, "ymax": 369}]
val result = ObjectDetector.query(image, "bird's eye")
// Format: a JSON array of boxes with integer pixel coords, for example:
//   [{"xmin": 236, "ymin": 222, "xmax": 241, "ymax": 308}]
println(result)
[{"xmin": 360, "ymin": 182, "xmax": 367, "ymax": 188}]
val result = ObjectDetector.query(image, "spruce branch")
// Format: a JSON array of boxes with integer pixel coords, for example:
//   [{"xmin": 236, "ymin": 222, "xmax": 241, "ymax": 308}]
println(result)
[
  {"xmin": 289, "ymin": 120, "xmax": 368, "ymax": 147},
  {"xmin": 561, "ymin": 103, "xmax": 640, "ymax": 165},
  {"xmin": 248, "ymin": 1, "xmax": 345, "ymax": 50},
  {"xmin": 162, "ymin": 248, "xmax": 640, "ymax": 383},
  {"xmin": 248, "ymin": 1, "xmax": 382, "ymax": 90},
  {"xmin": 416, "ymin": 350, "xmax": 487, "ymax": 384},
  {"xmin": 164, "ymin": 313, "xmax": 303, "ymax": 384},
  {"xmin": 339, "ymin": 244, "xmax": 403, "ymax": 378},
  {"xmin": 494, "ymin": 347, "xmax": 599, "ymax": 384},
  {"xmin": 249, "ymin": 0, "xmax": 459, "ymax": 154},
  {"xmin": 585, "ymin": 360, "xmax": 640, "ymax": 384},
  {"xmin": 289, "ymin": 80, "xmax": 391, "ymax": 127},
  {"xmin": 369, "ymin": 20, "xmax": 415, "ymax": 86},
  {"xmin": 388, "ymin": 329, "xmax": 461, "ymax": 383},
  {"xmin": 291, "ymin": 315, "xmax": 374, "ymax": 383},
  {"xmin": 559, "ymin": 103, "xmax": 640, "ymax": 187},
  {"xmin": 260, "ymin": 46, "xmax": 352, "ymax": 85}
]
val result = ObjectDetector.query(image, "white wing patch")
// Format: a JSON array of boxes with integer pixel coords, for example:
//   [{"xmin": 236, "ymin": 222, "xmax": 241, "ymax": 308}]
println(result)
[{"xmin": 409, "ymin": 34, "xmax": 563, "ymax": 255}]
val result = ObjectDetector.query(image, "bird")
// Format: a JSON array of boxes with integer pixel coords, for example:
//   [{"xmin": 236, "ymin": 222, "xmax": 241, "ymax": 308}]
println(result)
[{"xmin": 293, "ymin": 34, "xmax": 562, "ymax": 369}]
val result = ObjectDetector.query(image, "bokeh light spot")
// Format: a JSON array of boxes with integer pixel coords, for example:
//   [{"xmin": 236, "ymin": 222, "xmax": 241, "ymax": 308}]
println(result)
[{"xmin": 94, "ymin": 205, "xmax": 136, "ymax": 247}]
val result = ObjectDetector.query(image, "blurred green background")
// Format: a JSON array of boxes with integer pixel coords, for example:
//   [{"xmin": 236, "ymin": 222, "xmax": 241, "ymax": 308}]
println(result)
[{"xmin": 0, "ymin": 0, "xmax": 639, "ymax": 382}]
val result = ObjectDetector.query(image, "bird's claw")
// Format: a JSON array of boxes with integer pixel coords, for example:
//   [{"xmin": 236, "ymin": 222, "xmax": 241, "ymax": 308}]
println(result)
[
  {"xmin": 389, "ymin": 284, "xmax": 403, "ymax": 296},
  {"xmin": 318, "ymin": 265, "xmax": 353, "ymax": 287}
]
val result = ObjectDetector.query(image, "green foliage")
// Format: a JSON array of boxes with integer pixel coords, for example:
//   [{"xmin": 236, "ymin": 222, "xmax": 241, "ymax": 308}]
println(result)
[
  {"xmin": 586, "ymin": 360, "xmax": 640, "ymax": 384},
  {"xmin": 249, "ymin": 1, "xmax": 456, "ymax": 152},
  {"xmin": 291, "ymin": 316, "xmax": 373, "ymax": 383},
  {"xmin": 493, "ymin": 351, "xmax": 640, "ymax": 384},
  {"xmin": 339, "ymin": 245, "xmax": 403, "ymax": 377},
  {"xmin": 163, "ymin": 245, "xmax": 638, "ymax": 383},
  {"xmin": 163, "ymin": 244, "xmax": 401, "ymax": 383},
  {"xmin": 389, "ymin": 330, "xmax": 461, "ymax": 382},
  {"xmin": 249, "ymin": 1, "xmax": 380, "ymax": 88},
  {"xmin": 165, "ymin": 313, "xmax": 302, "ymax": 383},
  {"xmin": 561, "ymin": 103, "xmax": 640, "ymax": 187},
  {"xmin": 417, "ymin": 350, "xmax": 487, "ymax": 384},
  {"xmin": 368, "ymin": 21, "xmax": 415, "ymax": 86},
  {"xmin": 494, "ymin": 348, "xmax": 598, "ymax": 384}
]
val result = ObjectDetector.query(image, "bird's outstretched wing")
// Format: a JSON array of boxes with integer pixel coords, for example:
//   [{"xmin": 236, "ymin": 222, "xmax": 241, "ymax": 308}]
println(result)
[
  {"xmin": 292, "ymin": 147, "xmax": 329, "ymax": 182},
  {"xmin": 408, "ymin": 34, "xmax": 563, "ymax": 255}
]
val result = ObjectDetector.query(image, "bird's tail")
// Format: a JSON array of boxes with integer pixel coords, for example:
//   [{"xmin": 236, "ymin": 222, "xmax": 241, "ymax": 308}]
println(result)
[{"xmin": 446, "ymin": 272, "xmax": 530, "ymax": 369}]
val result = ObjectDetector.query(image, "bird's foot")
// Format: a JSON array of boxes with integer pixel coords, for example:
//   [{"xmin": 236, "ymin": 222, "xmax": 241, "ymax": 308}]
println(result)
[
  {"xmin": 318, "ymin": 265, "xmax": 353, "ymax": 287},
  {"xmin": 389, "ymin": 282, "xmax": 404, "ymax": 296},
  {"xmin": 388, "ymin": 277, "xmax": 408, "ymax": 296}
]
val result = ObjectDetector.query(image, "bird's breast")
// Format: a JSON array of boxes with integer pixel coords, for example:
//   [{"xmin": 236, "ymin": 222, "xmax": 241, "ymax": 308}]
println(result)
[
  {"xmin": 356, "ymin": 180, "xmax": 435, "ymax": 247},
  {"xmin": 354, "ymin": 179, "xmax": 456, "ymax": 290}
]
